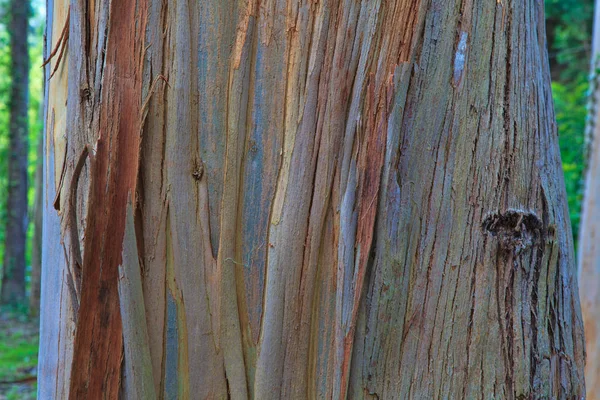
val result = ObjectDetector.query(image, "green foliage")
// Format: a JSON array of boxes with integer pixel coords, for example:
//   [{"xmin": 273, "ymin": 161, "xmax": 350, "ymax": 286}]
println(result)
[
  {"xmin": 545, "ymin": 1, "xmax": 592, "ymax": 247},
  {"xmin": 4, "ymin": 385, "xmax": 36, "ymax": 400},
  {"xmin": 0, "ymin": 9, "xmax": 10, "ymax": 271},
  {"xmin": 0, "ymin": 326, "xmax": 37, "ymax": 379},
  {"xmin": 553, "ymin": 80, "xmax": 587, "ymax": 243},
  {"xmin": 546, "ymin": 0, "xmax": 594, "ymax": 83},
  {"xmin": 0, "ymin": 311, "xmax": 38, "ymax": 400}
]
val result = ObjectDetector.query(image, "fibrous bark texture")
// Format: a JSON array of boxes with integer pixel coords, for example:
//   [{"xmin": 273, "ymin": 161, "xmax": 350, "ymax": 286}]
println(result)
[
  {"xmin": 579, "ymin": 0, "xmax": 600, "ymax": 396},
  {"xmin": 40, "ymin": 0, "xmax": 585, "ymax": 399},
  {"xmin": 1, "ymin": 0, "xmax": 30, "ymax": 305}
]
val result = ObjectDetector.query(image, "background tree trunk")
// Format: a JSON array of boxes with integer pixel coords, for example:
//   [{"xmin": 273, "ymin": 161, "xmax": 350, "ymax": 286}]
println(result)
[
  {"xmin": 1, "ymin": 0, "xmax": 30, "ymax": 306},
  {"xmin": 29, "ymin": 135, "xmax": 43, "ymax": 316},
  {"xmin": 39, "ymin": 0, "xmax": 586, "ymax": 398},
  {"xmin": 579, "ymin": 0, "xmax": 600, "ymax": 396}
]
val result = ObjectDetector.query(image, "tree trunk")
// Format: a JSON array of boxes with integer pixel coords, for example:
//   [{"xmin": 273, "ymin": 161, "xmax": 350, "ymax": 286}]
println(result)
[
  {"xmin": 39, "ymin": 0, "xmax": 585, "ymax": 399},
  {"xmin": 579, "ymin": 0, "xmax": 600, "ymax": 396},
  {"xmin": 29, "ymin": 135, "xmax": 43, "ymax": 316},
  {"xmin": 1, "ymin": 0, "xmax": 30, "ymax": 306}
]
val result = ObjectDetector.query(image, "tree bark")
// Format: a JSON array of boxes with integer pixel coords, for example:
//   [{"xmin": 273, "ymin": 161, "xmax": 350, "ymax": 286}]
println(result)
[
  {"xmin": 39, "ymin": 0, "xmax": 585, "ymax": 399},
  {"xmin": 1, "ymin": 0, "xmax": 30, "ymax": 306},
  {"xmin": 578, "ymin": 0, "xmax": 600, "ymax": 396}
]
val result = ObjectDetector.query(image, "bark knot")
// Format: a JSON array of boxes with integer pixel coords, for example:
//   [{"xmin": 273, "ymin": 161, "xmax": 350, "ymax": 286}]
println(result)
[
  {"xmin": 192, "ymin": 162, "xmax": 204, "ymax": 181},
  {"xmin": 482, "ymin": 209, "xmax": 542, "ymax": 253}
]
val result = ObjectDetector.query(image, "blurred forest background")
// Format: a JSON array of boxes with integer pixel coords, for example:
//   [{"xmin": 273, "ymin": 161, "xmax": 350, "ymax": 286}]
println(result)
[{"xmin": 0, "ymin": 0, "xmax": 594, "ymax": 398}]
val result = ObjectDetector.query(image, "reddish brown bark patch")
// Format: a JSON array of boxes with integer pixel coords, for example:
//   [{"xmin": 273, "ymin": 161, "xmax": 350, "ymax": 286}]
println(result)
[
  {"xmin": 335, "ymin": 0, "xmax": 422, "ymax": 393},
  {"xmin": 68, "ymin": 1, "xmax": 148, "ymax": 398},
  {"xmin": 338, "ymin": 74, "xmax": 395, "ymax": 400}
]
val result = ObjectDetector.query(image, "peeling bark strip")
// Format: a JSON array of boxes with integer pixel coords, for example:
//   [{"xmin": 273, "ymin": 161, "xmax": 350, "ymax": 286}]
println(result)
[
  {"xmin": 68, "ymin": 1, "xmax": 148, "ymax": 399},
  {"xmin": 335, "ymin": 74, "xmax": 393, "ymax": 399},
  {"xmin": 40, "ymin": 0, "xmax": 585, "ymax": 398},
  {"xmin": 118, "ymin": 202, "xmax": 157, "ymax": 400}
]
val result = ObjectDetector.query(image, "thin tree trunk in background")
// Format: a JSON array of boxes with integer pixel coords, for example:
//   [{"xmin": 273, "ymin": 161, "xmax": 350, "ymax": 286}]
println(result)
[
  {"xmin": 579, "ymin": 0, "xmax": 600, "ymax": 396},
  {"xmin": 29, "ymin": 136, "xmax": 43, "ymax": 316},
  {"xmin": 1, "ymin": 0, "xmax": 29, "ymax": 306},
  {"xmin": 39, "ymin": 0, "xmax": 585, "ymax": 398}
]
